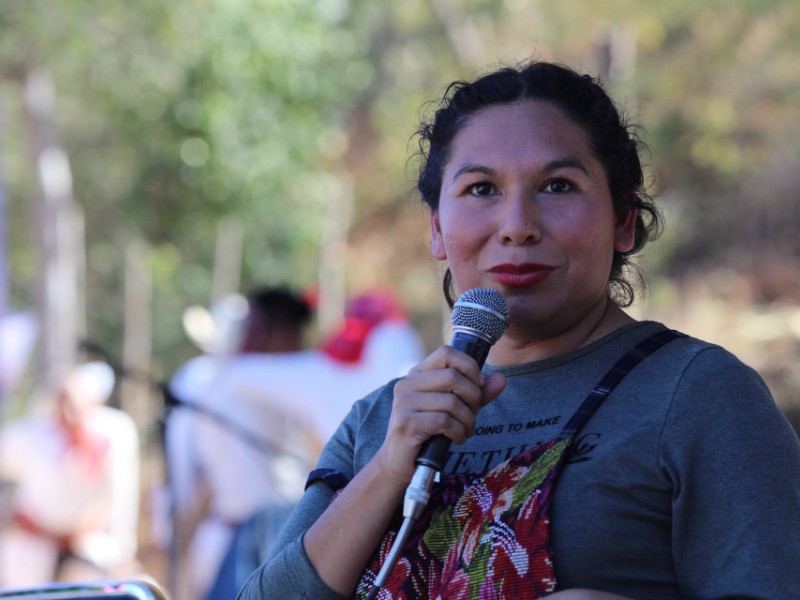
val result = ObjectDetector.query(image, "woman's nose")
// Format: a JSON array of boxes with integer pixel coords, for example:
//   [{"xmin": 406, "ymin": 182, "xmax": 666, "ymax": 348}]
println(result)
[{"xmin": 498, "ymin": 191, "xmax": 541, "ymax": 245}]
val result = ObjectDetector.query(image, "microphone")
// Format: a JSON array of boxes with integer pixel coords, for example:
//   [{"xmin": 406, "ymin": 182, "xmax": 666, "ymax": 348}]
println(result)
[
  {"xmin": 404, "ymin": 288, "xmax": 509, "ymax": 520},
  {"xmin": 366, "ymin": 289, "xmax": 508, "ymax": 599}
]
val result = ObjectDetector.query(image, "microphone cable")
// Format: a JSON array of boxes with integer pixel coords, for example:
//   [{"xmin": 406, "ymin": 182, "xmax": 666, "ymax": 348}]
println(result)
[{"xmin": 365, "ymin": 461, "xmax": 439, "ymax": 599}]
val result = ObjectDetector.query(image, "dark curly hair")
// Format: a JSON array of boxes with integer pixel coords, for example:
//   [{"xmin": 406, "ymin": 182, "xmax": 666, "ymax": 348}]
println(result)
[{"xmin": 415, "ymin": 60, "xmax": 661, "ymax": 307}]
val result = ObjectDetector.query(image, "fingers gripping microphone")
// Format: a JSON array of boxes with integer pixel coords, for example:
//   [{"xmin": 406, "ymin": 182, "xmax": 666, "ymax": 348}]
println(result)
[
  {"xmin": 367, "ymin": 289, "xmax": 509, "ymax": 599},
  {"xmin": 415, "ymin": 288, "xmax": 510, "ymax": 472},
  {"xmin": 404, "ymin": 288, "xmax": 509, "ymax": 520}
]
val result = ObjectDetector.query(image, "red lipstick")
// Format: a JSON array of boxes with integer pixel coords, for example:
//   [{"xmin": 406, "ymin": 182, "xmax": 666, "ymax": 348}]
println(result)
[{"xmin": 488, "ymin": 263, "xmax": 553, "ymax": 288}]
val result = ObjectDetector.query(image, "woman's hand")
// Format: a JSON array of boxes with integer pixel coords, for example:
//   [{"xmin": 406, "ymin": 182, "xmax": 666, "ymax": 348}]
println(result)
[
  {"xmin": 373, "ymin": 344, "xmax": 507, "ymax": 485},
  {"xmin": 305, "ymin": 344, "xmax": 505, "ymax": 595}
]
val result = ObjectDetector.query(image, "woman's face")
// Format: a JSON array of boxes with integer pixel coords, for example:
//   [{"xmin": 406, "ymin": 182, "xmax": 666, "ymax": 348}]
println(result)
[{"xmin": 431, "ymin": 100, "xmax": 637, "ymax": 339}]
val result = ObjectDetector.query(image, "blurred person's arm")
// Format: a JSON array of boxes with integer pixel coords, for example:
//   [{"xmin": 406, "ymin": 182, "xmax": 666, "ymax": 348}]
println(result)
[
  {"xmin": 70, "ymin": 408, "xmax": 142, "ymax": 572},
  {"xmin": 107, "ymin": 408, "xmax": 141, "ymax": 565}
]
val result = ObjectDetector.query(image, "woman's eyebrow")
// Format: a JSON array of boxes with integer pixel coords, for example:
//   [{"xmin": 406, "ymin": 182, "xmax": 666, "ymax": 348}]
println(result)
[
  {"xmin": 545, "ymin": 157, "xmax": 589, "ymax": 174},
  {"xmin": 450, "ymin": 163, "xmax": 496, "ymax": 183},
  {"xmin": 450, "ymin": 157, "xmax": 589, "ymax": 183}
]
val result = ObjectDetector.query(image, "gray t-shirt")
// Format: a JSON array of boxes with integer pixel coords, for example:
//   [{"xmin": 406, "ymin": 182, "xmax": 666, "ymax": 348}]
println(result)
[{"xmin": 237, "ymin": 321, "xmax": 800, "ymax": 599}]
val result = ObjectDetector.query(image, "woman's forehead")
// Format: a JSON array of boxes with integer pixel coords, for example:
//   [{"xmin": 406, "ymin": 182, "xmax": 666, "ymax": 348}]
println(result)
[{"xmin": 446, "ymin": 101, "xmax": 596, "ymax": 171}]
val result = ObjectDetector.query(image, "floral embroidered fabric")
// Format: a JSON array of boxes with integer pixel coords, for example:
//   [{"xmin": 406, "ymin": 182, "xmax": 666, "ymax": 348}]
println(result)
[{"xmin": 354, "ymin": 436, "xmax": 571, "ymax": 599}]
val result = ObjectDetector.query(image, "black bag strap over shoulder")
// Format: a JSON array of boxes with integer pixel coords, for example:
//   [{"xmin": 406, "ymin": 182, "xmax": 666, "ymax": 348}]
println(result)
[{"xmin": 559, "ymin": 328, "xmax": 685, "ymax": 439}]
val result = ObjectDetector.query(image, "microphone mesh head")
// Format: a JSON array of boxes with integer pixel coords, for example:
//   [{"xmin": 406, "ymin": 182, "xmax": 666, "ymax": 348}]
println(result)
[{"xmin": 452, "ymin": 288, "xmax": 509, "ymax": 343}]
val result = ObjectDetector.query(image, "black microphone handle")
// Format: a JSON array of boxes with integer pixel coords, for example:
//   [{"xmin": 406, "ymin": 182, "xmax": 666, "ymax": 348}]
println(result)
[{"xmin": 415, "ymin": 330, "xmax": 493, "ymax": 472}]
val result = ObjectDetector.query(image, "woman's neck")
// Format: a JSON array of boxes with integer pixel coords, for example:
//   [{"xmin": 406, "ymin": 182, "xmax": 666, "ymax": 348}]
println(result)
[{"xmin": 487, "ymin": 299, "xmax": 636, "ymax": 366}]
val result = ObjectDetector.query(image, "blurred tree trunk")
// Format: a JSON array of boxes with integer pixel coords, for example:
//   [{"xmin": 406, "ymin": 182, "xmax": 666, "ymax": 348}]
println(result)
[
  {"xmin": 431, "ymin": 0, "xmax": 486, "ymax": 69},
  {"xmin": 120, "ymin": 238, "xmax": 153, "ymax": 425},
  {"xmin": 0, "ymin": 93, "xmax": 8, "ymax": 320},
  {"xmin": 317, "ymin": 175, "xmax": 353, "ymax": 334},
  {"xmin": 23, "ymin": 69, "xmax": 83, "ymax": 389},
  {"xmin": 0, "ymin": 94, "xmax": 8, "ymax": 406},
  {"xmin": 211, "ymin": 216, "xmax": 243, "ymax": 304}
]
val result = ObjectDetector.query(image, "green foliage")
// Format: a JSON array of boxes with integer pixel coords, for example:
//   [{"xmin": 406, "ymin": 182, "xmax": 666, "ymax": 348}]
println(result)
[
  {"xmin": 2, "ymin": 0, "xmax": 380, "ymax": 372},
  {"xmin": 2, "ymin": 0, "xmax": 799, "ymax": 379}
]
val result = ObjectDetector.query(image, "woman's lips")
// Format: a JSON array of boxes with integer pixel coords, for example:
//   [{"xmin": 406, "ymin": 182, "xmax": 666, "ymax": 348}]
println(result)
[{"xmin": 488, "ymin": 264, "xmax": 554, "ymax": 287}]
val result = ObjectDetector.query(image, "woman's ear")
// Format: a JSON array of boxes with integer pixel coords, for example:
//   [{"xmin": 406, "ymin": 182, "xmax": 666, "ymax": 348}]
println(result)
[
  {"xmin": 430, "ymin": 212, "xmax": 447, "ymax": 260},
  {"xmin": 613, "ymin": 205, "xmax": 638, "ymax": 253}
]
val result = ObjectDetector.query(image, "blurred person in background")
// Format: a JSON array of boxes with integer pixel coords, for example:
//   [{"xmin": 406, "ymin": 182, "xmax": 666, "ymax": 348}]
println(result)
[
  {"xmin": 164, "ymin": 286, "xmax": 315, "ymax": 600},
  {"xmin": 0, "ymin": 361, "xmax": 141, "ymax": 588},
  {"xmin": 212, "ymin": 290, "xmax": 425, "ymax": 597},
  {"xmin": 220, "ymin": 290, "xmax": 426, "ymax": 444}
]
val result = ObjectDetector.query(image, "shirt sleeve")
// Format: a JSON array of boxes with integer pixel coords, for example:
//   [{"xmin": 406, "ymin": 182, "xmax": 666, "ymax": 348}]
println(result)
[{"xmin": 662, "ymin": 346, "xmax": 800, "ymax": 599}]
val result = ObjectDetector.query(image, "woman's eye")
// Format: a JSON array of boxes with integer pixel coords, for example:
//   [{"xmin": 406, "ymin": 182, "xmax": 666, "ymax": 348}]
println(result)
[
  {"xmin": 468, "ymin": 182, "xmax": 495, "ymax": 197},
  {"xmin": 544, "ymin": 179, "xmax": 572, "ymax": 193}
]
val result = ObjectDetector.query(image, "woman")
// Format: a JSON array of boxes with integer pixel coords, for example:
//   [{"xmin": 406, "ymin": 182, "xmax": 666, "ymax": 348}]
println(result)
[{"xmin": 237, "ymin": 61, "xmax": 800, "ymax": 599}]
